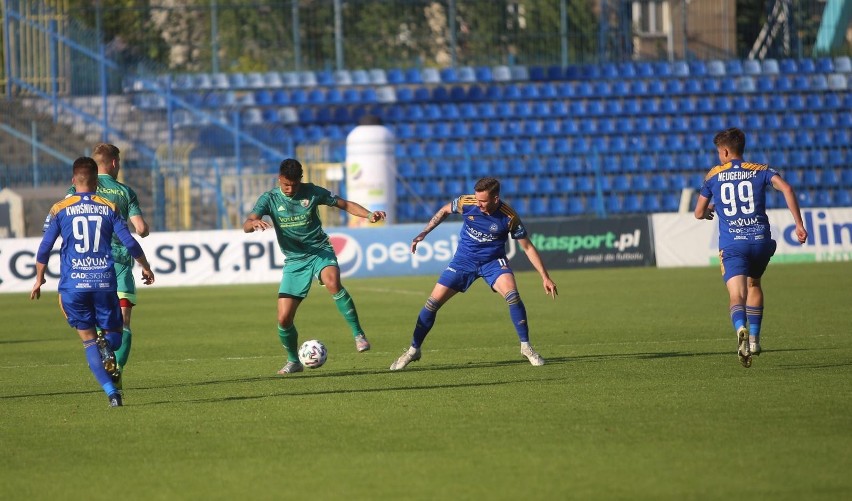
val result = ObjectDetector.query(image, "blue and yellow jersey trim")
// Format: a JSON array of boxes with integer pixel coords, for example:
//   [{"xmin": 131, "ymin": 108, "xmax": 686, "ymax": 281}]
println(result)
[
  {"xmin": 704, "ymin": 161, "xmax": 769, "ymax": 181},
  {"xmin": 48, "ymin": 194, "xmax": 118, "ymax": 217},
  {"xmin": 456, "ymin": 195, "xmax": 522, "ymax": 233},
  {"xmin": 498, "ymin": 202, "xmax": 522, "ymax": 233}
]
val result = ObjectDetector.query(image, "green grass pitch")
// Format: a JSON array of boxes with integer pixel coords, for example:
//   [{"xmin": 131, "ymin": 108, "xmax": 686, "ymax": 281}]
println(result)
[{"xmin": 1, "ymin": 262, "xmax": 851, "ymax": 500}]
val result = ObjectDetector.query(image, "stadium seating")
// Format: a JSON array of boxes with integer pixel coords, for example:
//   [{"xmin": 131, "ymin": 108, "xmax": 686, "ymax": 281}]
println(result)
[{"xmin": 129, "ymin": 57, "xmax": 851, "ymax": 222}]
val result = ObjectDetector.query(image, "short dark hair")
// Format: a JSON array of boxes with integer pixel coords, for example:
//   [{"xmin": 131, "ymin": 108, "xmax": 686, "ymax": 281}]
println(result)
[
  {"xmin": 474, "ymin": 177, "xmax": 500, "ymax": 197},
  {"xmin": 73, "ymin": 157, "xmax": 98, "ymax": 186},
  {"xmin": 279, "ymin": 158, "xmax": 303, "ymax": 181},
  {"xmin": 713, "ymin": 127, "xmax": 746, "ymax": 156}
]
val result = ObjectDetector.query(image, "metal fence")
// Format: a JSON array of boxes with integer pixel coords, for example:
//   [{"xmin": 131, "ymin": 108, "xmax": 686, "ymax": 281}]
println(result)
[{"xmin": 4, "ymin": 0, "xmax": 846, "ymax": 96}]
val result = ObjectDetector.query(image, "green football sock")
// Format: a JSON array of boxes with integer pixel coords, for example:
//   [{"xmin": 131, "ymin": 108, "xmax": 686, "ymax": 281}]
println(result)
[
  {"xmin": 114, "ymin": 327, "xmax": 132, "ymax": 368},
  {"xmin": 333, "ymin": 288, "xmax": 364, "ymax": 337},
  {"xmin": 278, "ymin": 324, "xmax": 300, "ymax": 362}
]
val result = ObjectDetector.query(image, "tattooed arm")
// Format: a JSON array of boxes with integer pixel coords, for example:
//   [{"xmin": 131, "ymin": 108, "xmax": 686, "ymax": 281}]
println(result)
[{"xmin": 411, "ymin": 202, "xmax": 453, "ymax": 253}]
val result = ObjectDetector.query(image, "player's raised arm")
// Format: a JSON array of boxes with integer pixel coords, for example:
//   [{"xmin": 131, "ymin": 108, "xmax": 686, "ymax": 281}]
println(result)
[
  {"xmin": 411, "ymin": 202, "xmax": 453, "ymax": 253},
  {"xmin": 335, "ymin": 198, "xmax": 386, "ymax": 223}
]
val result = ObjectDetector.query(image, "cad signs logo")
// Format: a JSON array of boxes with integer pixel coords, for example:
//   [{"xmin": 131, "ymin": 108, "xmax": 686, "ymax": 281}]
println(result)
[{"xmin": 329, "ymin": 233, "xmax": 363, "ymax": 277}]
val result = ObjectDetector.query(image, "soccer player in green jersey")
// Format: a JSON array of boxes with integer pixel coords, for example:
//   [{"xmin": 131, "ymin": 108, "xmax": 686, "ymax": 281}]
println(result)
[
  {"xmin": 68, "ymin": 144, "xmax": 150, "ymax": 386},
  {"xmin": 244, "ymin": 158, "xmax": 387, "ymax": 374}
]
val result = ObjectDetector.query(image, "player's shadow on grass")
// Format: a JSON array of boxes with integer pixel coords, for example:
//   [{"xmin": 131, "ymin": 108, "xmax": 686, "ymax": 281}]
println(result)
[
  {"xmin": 0, "ymin": 337, "xmax": 66, "ymax": 345},
  {"xmin": 136, "ymin": 375, "xmax": 566, "ymax": 407}
]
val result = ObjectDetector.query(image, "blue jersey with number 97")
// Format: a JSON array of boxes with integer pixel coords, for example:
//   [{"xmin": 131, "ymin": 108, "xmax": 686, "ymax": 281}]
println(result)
[
  {"xmin": 38, "ymin": 192, "xmax": 143, "ymax": 293},
  {"xmin": 699, "ymin": 159, "xmax": 778, "ymax": 248}
]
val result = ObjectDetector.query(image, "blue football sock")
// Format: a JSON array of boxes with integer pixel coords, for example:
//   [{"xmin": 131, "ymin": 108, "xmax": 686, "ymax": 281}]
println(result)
[
  {"xmin": 729, "ymin": 304, "xmax": 747, "ymax": 332},
  {"xmin": 84, "ymin": 339, "xmax": 117, "ymax": 396},
  {"xmin": 505, "ymin": 290, "xmax": 529, "ymax": 343},
  {"xmin": 747, "ymin": 305, "xmax": 763, "ymax": 341},
  {"xmin": 412, "ymin": 297, "xmax": 440, "ymax": 348}
]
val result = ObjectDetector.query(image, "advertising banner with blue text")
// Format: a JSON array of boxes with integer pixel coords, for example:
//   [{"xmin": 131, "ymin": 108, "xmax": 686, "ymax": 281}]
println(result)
[{"xmin": 652, "ymin": 207, "xmax": 852, "ymax": 268}]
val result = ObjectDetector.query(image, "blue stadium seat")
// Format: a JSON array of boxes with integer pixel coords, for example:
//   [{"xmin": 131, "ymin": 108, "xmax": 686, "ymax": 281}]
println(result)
[
  {"xmin": 617, "ymin": 62, "xmax": 637, "ymax": 79},
  {"xmin": 612, "ymin": 175, "xmax": 629, "ymax": 191},
  {"xmin": 567, "ymin": 197, "xmax": 585, "ymax": 215},
  {"xmin": 673, "ymin": 61, "xmax": 691, "ymax": 77},
  {"xmin": 762, "ymin": 59, "xmax": 780, "ymax": 74},
  {"xmin": 229, "ymin": 73, "xmax": 248, "ymax": 88},
  {"xmin": 654, "ymin": 61, "xmax": 673, "ymax": 78},
  {"xmin": 604, "ymin": 193, "xmax": 624, "ymax": 214},
  {"xmin": 623, "ymin": 194, "xmax": 641, "ymax": 212},
  {"xmin": 809, "ymin": 74, "xmax": 829, "ymax": 91},
  {"xmin": 386, "ymin": 68, "xmax": 405, "ymax": 84},
  {"xmin": 725, "ymin": 60, "xmax": 744, "ymax": 76},
  {"xmin": 779, "ymin": 59, "xmax": 798, "ymax": 74},
  {"xmin": 743, "ymin": 59, "xmax": 762, "ymax": 75},
  {"xmin": 835, "ymin": 56, "xmax": 852, "ymax": 73},
  {"xmin": 647, "ymin": 79, "xmax": 665, "ymax": 95},
  {"xmin": 457, "ymin": 66, "xmax": 476, "ymax": 83},
  {"xmin": 448, "ymin": 85, "xmax": 466, "ymax": 101},
  {"xmin": 510, "ymin": 65, "xmax": 530, "ymax": 80},
  {"xmin": 544, "ymin": 66, "xmax": 566, "ymax": 81},
  {"xmin": 468, "ymin": 120, "xmax": 486, "ymax": 137},
  {"xmin": 413, "ymin": 87, "xmax": 430, "ymax": 102},
  {"xmin": 324, "ymin": 88, "xmax": 343, "ymax": 104},
  {"xmin": 576, "ymin": 176, "xmax": 594, "ymax": 193},
  {"xmin": 404, "ymin": 68, "xmax": 423, "ymax": 84},
  {"xmin": 630, "ymin": 80, "xmax": 649, "ymax": 96},
  {"xmin": 683, "ymin": 78, "xmax": 702, "ymax": 94},
  {"xmin": 439, "ymin": 67, "xmax": 458, "ymax": 83},
  {"xmin": 492, "ymin": 65, "xmax": 512, "ymax": 81},
  {"xmin": 523, "ymin": 120, "xmax": 543, "ymax": 136},
  {"xmin": 547, "ymin": 197, "xmax": 567, "ymax": 215},
  {"xmin": 601, "ymin": 63, "xmax": 619, "ymax": 79},
  {"xmin": 627, "ymin": 62, "xmax": 648, "ymax": 79},
  {"xmin": 471, "ymin": 66, "xmax": 492, "ymax": 82},
  {"xmin": 431, "ymin": 86, "xmax": 449, "ymax": 101},
  {"xmin": 834, "ymin": 190, "xmax": 852, "ymax": 206},
  {"xmin": 703, "ymin": 78, "xmax": 722, "ymax": 93}
]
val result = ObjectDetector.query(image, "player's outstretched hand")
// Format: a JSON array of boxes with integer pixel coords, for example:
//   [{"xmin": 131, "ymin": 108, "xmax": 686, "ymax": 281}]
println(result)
[
  {"xmin": 141, "ymin": 269, "xmax": 155, "ymax": 285},
  {"xmin": 543, "ymin": 279, "xmax": 558, "ymax": 299},
  {"xmin": 411, "ymin": 232, "xmax": 427, "ymax": 253},
  {"xmin": 249, "ymin": 220, "xmax": 272, "ymax": 232},
  {"xmin": 30, "ymin": 277, "xmax": 46, "ymax": 300},
  {"xmin": 368, "ymin": 211, "xmax": 387, "ymax": 223}
]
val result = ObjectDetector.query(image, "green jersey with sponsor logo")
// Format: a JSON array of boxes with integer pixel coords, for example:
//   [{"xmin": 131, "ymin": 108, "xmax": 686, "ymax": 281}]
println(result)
[
  {"xmin": 250, "ymin": 183, "xmax": 339, "ymax": 261},
  {"xmin": 68, "ymin": 174, "xmax": 144, "ymax": 265}
]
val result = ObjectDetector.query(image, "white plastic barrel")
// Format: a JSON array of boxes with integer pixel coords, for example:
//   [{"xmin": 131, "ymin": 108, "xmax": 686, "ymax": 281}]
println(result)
[{"xmin": 345, "ymin": 119, "xmax": 396, "ymax": 226}]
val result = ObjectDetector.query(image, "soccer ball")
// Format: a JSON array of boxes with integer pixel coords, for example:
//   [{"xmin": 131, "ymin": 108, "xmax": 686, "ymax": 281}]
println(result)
[{"xmin": 298, "ymin": 339, "xmax": 328, "ymax": 369}]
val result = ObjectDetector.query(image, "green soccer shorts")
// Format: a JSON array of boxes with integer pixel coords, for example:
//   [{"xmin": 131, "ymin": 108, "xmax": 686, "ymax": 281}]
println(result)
[
  {"xmin": 114, "ymin": 261, "xmax": 137, "ymax": 305},
  {"xmin": 278, "ymin": 247, "xmax": 339, "ymax": 298}
]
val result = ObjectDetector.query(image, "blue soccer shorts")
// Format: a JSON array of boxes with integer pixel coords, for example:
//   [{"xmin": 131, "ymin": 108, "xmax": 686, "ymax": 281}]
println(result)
[
  {"xmin": 437, "ymin": 256, "xmax": 514, "ymax": 293},
  {"xmin": 719, "ymin": 239, "xmax": 778, "ymax": 282},
  {"xmin": 59, "ymin": 290, "xmax": 123, "ymax": 331}
]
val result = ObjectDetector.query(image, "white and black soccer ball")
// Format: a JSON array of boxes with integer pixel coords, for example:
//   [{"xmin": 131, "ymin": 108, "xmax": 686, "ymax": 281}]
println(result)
[{"xmin": 298, "ymin": 339, "xmax": 328, "ymax": 369}]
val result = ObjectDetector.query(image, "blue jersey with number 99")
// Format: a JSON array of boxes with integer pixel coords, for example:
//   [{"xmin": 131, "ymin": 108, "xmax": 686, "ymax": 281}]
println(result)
[{"xmin": 699, "ymin": 159, "xmax": 778, "ymax": 248}]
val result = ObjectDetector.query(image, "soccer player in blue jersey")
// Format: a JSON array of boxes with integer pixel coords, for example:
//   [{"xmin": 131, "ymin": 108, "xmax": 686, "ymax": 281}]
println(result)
[
  {"xmin": 30, "ymin": 157, "xmax": 155, "ymax": 407},
  {"xmin": 694, "ymin": 128, "xmax": 807, "ymax": 368},
  {"xmin": 67, "ymin": 143, "xmax": 151, "ymax": 388},
  {"xmin": 243, "ymin": 158, "xmax": 386, "ymax": 375},
  {"xmin": 390, "ymin": 177, "xmax": 558, "ymax": 371}
]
